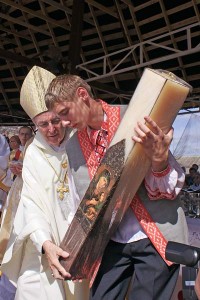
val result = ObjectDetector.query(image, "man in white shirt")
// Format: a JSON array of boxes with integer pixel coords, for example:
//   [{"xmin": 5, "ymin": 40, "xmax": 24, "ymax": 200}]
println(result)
[
  {"xmin": 45, "ymin": 73, "xmax": 188, "ymax": 300},
  {"xmin": 9, "ymin": 126, "xmax": 33, "ymax": 179}
]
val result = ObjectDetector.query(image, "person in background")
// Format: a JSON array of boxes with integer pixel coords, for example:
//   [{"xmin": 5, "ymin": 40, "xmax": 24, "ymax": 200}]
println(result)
[
  {"xmin": 1, "ymin": 66, "xmax": 89, "ymax": 300},
  {"xmin": 2, "ymin": 133, "xmax": 9, "ymax": 144},
  {"xmin": 45, "ymin": 74, "xmax": 188, "ymax": 300},
  {"xmin": 192, "ymin": 163, "xmax": 199, "ymax": 173},
  {"xmin": 0, "ymin": 135, "xmax": 12, "ymax": 216},
  {"xmin": 9, "ymin": 135, "xmax": 23, "ymax": 181},
  {"xmin": 9, "ymin": 135, "xmax": 21, "ymax": 151},
  {"xmin": 185, "ymin": 167, "xmax": 198, "ymax": 187},
  {"xmin": 18, "ymin": 126, "xmax": 33, "ymax": 151},
  {"xmin": 0, "ymin": 137, "xmax": 33, "ymax": 263},
  {"xmin": 9, "ymin": 127, "xmax": 33, "ymax": 180},
  {"xmin": 187, "ymin": 173, "xmax": 200, "ymax": 192},
  {"xmin": 0, "ymin": 130, "xmax": 33, "ymax": 259}
]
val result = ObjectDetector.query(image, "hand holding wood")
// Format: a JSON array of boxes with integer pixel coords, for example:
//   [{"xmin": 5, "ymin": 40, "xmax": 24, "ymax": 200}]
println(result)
[
  {"xmin": 42, "ymin": 240, "xmax": 71, "ymax": 280},
  {"xmin": 132, "ymin": 116, "xmax": 173, "ymax": 172}
]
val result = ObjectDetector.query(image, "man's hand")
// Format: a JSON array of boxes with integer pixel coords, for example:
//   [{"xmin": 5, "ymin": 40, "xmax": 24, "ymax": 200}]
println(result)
[
  {"xmin": 42, "ymin": 240, "xmax": 71, "ymax": 280},
  {"xmin": 132, "ymin": 116, "xmax": 173, "ymax": 172}
]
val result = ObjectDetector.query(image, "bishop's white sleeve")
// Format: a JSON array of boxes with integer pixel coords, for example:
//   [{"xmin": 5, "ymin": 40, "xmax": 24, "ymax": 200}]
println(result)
[
  {"xmin": 144, "ymin": 152, "xmax": 185, "ymax": 200},
  {"xmin": 31, "ymin": 230, "xmax": 52, "ymax": 253}
]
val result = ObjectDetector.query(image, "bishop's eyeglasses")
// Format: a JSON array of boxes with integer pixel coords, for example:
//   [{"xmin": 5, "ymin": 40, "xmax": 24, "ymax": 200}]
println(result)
[{"xmin": 37, "ymin": 117, "xmax": 61, "ymax": 129}]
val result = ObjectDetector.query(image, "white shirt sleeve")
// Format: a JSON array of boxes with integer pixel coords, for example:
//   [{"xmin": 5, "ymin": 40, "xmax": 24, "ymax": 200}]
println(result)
[{"xmin": 144, "ymin": 152, "xmax": 185, "ymax": 200}]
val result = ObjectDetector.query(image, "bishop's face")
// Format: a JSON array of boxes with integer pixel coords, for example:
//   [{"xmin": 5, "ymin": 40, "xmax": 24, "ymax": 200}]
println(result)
[{"xmin": 34, "ymin": 111, "xmax": 65, "ymax": 146}]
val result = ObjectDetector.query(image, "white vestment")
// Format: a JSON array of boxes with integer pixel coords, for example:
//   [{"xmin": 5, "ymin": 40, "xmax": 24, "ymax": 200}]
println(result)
[{"xmin": 1, "ymin": 131, "xmax": 89, "ymax": 300}]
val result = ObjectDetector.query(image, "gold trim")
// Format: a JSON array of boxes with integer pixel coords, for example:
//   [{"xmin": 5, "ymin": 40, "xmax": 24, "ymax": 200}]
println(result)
[{"xmin": 42, "ymin": 151, "xmax": 69, "ymax": 201}]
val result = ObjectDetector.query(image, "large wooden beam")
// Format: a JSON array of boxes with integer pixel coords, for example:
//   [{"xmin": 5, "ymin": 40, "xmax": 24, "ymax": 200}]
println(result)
[
  {"xmin": 0, "ymin": 48, "xmax": 49, "ymax": 70},
  {"xmin": 68, "ymin": 0, "xmax": 85, "ymax": 74}
]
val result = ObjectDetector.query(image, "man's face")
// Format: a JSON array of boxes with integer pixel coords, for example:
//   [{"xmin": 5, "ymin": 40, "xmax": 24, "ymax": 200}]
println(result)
[
  {"xmin": 19, "ymin": 128, "xmax": 32, "ymax": 146},
  {"xmin": 53, "ymin": 97, "xmax": 90, "ymax": 131},
  {"xmin": 35, "ymin": 111, "xmax": 65, "ymax": 146}
]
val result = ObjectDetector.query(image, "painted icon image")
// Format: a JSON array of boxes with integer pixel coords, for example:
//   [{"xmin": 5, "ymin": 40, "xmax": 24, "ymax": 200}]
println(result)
[{"xmin": 83, "ymin": 168, "xmax": 112, "ymax": 221}]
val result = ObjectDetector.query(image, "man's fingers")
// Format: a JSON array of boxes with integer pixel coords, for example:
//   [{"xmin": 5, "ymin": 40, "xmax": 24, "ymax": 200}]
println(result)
[
  {"xmin": 144, "ymin": 116, "xmax": 162, "ymax": 135},
  {"xmin": 132, "ymin": 135, "xmax": 141, "ymax": 143},
  {"xmin": 166, "ymin": 127, "xmax": 174, "ymax": 141},
  {"xmin": 135, "ymin": 120, "xmax": 157, "ymax": 138},
  {"xmin": 134, "ymin": 124, "xmax": 146, "ymax": 138}
]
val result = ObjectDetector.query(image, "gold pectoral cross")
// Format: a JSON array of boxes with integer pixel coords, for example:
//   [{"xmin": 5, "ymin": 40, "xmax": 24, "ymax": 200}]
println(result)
[{"xmin": 57, "ymin": 183, "xmax": 69, "ymax": 200}]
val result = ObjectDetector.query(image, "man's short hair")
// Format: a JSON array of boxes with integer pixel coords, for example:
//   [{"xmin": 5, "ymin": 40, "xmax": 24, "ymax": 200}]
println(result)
[
  {"xmin": 192, "ymin": 164, "xmax": 198, "ymax": 170},
  {"xmin": 45, "ymin": 74, "xmax": 93, "ymax": 109},
  {"xmin": 189, "ymin": 167, "xmax": 197, "ymax": 173},
  {"xmin": 19, "ymin": 126, "xmax": 33, "ymax": 135}
]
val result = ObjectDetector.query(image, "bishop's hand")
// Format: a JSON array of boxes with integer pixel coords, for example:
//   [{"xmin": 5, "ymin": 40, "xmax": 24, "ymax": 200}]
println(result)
[
  {"xmin": 132, "ymin": 116, "xmax": 173, "ymax": 172},
  {"xmin": 42, "ymin": 240, "xmax": 71, "ymax": 280}
]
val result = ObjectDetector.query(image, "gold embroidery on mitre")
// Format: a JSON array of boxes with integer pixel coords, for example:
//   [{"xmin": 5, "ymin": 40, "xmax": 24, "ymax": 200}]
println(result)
[{"xmin": 20, "ymin": 66, "xmax": 56, "ymax": 119}]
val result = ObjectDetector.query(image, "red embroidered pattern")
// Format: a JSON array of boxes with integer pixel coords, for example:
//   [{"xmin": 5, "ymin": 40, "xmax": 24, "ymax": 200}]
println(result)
[
  {"xmin": 145, "ymin": 180, "xmax": 175, "ymax": 200},
  {"xmin": 151, "ymin": 164, "xmax": 171, "ymax": 177},
  {"xmin": 78, "ymin": 100, "xmax": 120, "ymax": 179},
  {"xmin": 90, "ymin": 123, "xmax": 108, "ymax": 164},
  {"xmin": 130, "ymin": 194, "xmax": 173, "ymax": 266}
]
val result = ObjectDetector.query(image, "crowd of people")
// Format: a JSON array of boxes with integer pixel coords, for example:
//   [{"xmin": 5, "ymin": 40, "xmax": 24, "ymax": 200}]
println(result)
[
  {"xmin": 0, "ymin": 65, "xmax": 199, "ymax": 300},
  {"xmin": 0, "ymin": 126, "xmax": 33, "ymax": 214},
  {"xmin": 0, "ymin": 126, "xmax": 33, "ymax": 264},
  {"xmin": 182, "ymin": 164, "xmax": 200, "ymax": 192}
]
